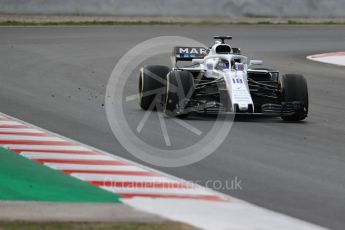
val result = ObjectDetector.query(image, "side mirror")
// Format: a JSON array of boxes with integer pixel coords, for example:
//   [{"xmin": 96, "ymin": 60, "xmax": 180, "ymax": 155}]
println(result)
[{"xmin": 249, "ymin": 60, "xmax": 263, "ymax": 66}]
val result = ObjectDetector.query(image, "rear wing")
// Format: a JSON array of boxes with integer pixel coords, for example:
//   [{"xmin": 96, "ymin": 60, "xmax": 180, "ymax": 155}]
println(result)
[{"xmin": 173, "ymin": 46, "xmax": 208, "ymax": 62}]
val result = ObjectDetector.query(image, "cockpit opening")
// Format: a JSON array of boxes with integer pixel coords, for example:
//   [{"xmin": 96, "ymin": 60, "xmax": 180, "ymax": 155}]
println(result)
[{"xmin": 215, "ymin": 45, "xmax": 232, "ymax": 54}]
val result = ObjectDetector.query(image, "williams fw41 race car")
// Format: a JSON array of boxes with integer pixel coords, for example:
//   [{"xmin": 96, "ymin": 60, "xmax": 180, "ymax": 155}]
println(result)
[{"xmin": 138, "ymin": 36, "xmax": 308, "ymax": 121}]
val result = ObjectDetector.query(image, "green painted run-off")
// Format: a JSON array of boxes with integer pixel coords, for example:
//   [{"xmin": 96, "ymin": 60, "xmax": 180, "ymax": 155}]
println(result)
[{"xmin": 0, "ymin": 147, "xmax": 122, "ymax": 203}]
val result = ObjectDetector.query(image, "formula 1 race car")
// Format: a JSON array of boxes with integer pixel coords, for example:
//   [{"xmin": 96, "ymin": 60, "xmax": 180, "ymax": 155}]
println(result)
[{"xmin": 138, "ymin": 36, "xmax": 308, "ymax": 121}]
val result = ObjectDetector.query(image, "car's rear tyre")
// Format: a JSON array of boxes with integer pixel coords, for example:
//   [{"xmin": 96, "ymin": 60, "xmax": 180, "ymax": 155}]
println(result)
[
  {"xmin": 139, "ymin": 65, "xmax": 171, "ymax": 110},
  {"xmin": 280, "ymin": 74, "xmax": 309, "ymax": 121},
  {"xmin": 164, "ymin": 70, "xmax": 194, "ymax": 117}
]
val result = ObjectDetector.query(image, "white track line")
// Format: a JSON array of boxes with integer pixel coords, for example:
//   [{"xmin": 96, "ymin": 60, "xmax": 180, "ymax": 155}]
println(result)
[
  {"xmin": 72, "ymin": 173, "xmax": 178, "ymax": 183},
  {"xmin": 5, "ymin": 145, "xmax": 90, "ymax": 151},
  {"xmin": 101, "ymin": 187, "xmax": 213, "ymax": 196},
  {"xmin": 0, "ymin": 128, "xmax": 44, "ymax": 133},
  {"xmin": 19, "ymin": 151, "xmax": 98, "ymax": 155},
  {"xmin": 0, "ymin": 121, "xmax": 23, "ymax": 126},
  {"xmin": 0, "ymin": 135, "xmax": 63, "ymax": 141},
  {"xmin": 20, "ymin": 152, "xmax": 115, "ymax": 160},
  {"xmin": 45, "ymin": 163, "xmax": 151, "ymax": 172},
  {"xmin": 124, "ymin": 198, "xmax": 323, "ymax": 230}
]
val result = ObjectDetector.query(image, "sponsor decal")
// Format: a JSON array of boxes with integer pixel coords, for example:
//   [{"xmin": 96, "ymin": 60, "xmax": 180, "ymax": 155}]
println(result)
[{"xmin": 178, "ymin": 47, "xmax": 207, "ymax": 55}]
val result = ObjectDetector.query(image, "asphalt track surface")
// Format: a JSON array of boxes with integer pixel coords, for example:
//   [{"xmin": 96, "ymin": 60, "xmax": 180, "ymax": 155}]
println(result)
[{"xmin": 0, "ymin": 25, "xmax": 344, "ymax": 229}]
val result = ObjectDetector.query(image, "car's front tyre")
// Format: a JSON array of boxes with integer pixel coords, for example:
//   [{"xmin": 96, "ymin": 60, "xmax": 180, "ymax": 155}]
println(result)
[
  {"xmin": 139, "ymin": 65, "xmax": 171, "ymax": 110},
  {"xmin": 280, "ymin": 74, "xmax": 309, "ymax": 121}
]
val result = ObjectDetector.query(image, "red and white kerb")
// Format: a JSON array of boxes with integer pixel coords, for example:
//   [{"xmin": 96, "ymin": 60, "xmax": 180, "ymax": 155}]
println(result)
[{"xmin": 0, "ymin": 114, "xmax": 227, "ymax": 202}]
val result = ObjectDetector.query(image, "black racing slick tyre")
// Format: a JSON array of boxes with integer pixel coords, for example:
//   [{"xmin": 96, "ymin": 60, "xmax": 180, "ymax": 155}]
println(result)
[
  {"xmin": 280, "ymin": 74, "xmax": 309, "ymax": 121},
  {"xmin": 164, "ymin": 70, "xmax": 194, "ymax": 117},
  {"xmin": 139, "ymin": 65, "xmax": 171, "ymax": 110}
]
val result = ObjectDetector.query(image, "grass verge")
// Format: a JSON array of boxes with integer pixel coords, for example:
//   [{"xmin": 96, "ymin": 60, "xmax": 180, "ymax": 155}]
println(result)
[
  {"xmin": 0, "ymin": 147, "xmax": 121, "ymax": 203},
  {"xmin": 1, "ymin": 19, "xmax": 345, "ymax": 26},
  {"xmin": 0, "ymin": 222, "xmax": 197, "ymax": 230}
]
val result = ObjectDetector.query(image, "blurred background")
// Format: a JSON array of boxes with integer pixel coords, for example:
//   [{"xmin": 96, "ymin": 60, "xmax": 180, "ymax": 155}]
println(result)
[{"xmin": 0, "ymin": 0, "xmax": 344, "ymax": 18}]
